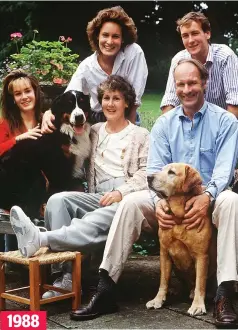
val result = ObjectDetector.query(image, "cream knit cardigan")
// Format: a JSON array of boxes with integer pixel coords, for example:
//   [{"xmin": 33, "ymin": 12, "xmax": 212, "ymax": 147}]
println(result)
[{"xmin": 87, "ymin": 122, "xmax": 149, "ymax": 197}]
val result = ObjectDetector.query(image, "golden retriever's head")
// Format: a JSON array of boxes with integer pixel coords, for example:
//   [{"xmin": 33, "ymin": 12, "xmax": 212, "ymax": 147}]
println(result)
[{"xmin": 147, "ymin": 163, "xmax": 203, "ymax": 198}]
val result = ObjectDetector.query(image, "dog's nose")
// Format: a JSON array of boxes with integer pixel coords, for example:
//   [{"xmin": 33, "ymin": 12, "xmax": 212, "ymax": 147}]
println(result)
[
  {"xmin": 74, "ymin": 114, "xmax": 85, "ymax": 125},
  {"xmin": 75, "ymin": 114, "xmax": 84, "ymax": 121},
  {"xmin": 147, "ymin": 175, "xmax": 154, "ymax": 187}
]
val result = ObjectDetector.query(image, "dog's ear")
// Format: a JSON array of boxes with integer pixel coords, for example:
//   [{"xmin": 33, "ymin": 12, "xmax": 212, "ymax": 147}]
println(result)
[
  {"xmin": 51, "ymin": 93, "xmax": 66, "ymax": 115},
  {"xmin": 51, "ymin": 92, "xmax": 70, "ymax": 129},
  {"xmin": 183, "ymin": 165, "xmax": 203, "ymax": 195},
  {"xmin": 76, "ymin": 91, "xmax": 91, "ymax": 122}
]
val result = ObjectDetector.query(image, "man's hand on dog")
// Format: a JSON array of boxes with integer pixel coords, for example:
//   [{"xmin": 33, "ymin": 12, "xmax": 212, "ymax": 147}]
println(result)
[
  {"xmin": 183, "ymin": 193, "xmax": 210, "ymax": 232},
  {"xmin": 156, "ymin": 199, "xmax": 177, "ymax": 229},
  {"xmin": 100, "ymin": 191, "xmax": 122, "ymax": 206},
  {"xmin": 16, "ymin": 125, "xmax": 42, "ymax": 141},
  {"xmin": 41, "ymin": 110, "xmax": 56, "ymax": 134}
]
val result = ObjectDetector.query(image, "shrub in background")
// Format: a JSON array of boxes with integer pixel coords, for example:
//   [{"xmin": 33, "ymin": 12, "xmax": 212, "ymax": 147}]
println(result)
[{"xmin": 3, "ymin": 32, "xmax": 79, "ymax": 86}]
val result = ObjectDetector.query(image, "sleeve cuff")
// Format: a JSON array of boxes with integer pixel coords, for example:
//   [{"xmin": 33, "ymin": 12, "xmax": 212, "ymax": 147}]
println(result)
[
  {"xmin": 205, "ymin": 187, "xmax": 216, "ymax": 200},
  {"xmin": 117, "ymin": 186, "xmax": 131, "ymax": 198}
]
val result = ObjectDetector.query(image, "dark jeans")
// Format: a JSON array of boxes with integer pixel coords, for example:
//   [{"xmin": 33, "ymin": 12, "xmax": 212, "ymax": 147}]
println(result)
[
  {"xmin": 0, "ymin": 166, "xmax": 47, "ymax": 252},
  {"xmin": 0, "ymin": 168, "xmax": 47, "ymax": 218}
]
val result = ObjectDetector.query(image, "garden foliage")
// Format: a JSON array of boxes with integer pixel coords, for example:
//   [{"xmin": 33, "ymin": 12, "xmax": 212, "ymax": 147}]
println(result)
[{"xmin": 8, "ymin": 39, "xmax": 79, "ymax": 85}]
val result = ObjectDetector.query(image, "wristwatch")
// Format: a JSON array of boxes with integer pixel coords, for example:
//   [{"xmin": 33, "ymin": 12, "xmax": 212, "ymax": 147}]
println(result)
[{"xmin": 204, "ymin": 191, "xmax": 214, "ymax": 204}]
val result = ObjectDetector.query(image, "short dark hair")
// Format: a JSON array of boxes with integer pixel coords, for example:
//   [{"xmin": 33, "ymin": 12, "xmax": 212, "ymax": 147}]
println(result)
[
  {"xmin": 97, "ymin": 75, "xmax": 136, "ymax": 118},
  {"xmin": 1, "ymin": 69, "xmax": 42, "ymax": 133},
  {"xmin": 176, "ymin": 11, "xmax": 211, "ymax": 34},
  {"xmin": 174, "ymin": 58, "xmax": 209, "ymax": 82},
  {"xmin": 87, "ymin": 6, "xmax": 137, "ymax": 52}
]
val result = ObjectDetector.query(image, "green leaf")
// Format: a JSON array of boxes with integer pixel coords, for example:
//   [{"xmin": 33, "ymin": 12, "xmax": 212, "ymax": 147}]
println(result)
[{"xmin": 6, "ymin": 38, "xmax": 80, "ymax": 84}]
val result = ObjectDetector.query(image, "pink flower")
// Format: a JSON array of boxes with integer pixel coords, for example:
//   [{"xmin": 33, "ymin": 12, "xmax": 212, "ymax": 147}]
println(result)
[
  {"xmin": 66, "ymin": 37, "xmax": 72, "ymax": 43},
  {"xmin": 53, "ymin": 77, "xmax": 63, "ymax": 85},
  {"xmin": 59, "ymin": 36, "xmax": 65, "ymax": 42},
  {"xmin": 10, "ymin": 32, "xmax": 23, "ymax": 40},
  {"xmin": 53, "ymin": 77, "xmax": 68, "ymax": 85}
]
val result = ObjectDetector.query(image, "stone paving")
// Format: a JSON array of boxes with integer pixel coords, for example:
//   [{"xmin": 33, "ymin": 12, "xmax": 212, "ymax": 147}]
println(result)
[{"xmin": 3, "ymin": 256, "xmax": 223, "ymax": 329}]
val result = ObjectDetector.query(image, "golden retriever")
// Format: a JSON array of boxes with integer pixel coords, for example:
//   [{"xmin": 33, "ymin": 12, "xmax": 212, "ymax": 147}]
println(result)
[{"xmin": 146, "ymin": 163, "xmax": 216, "ymax": 316}]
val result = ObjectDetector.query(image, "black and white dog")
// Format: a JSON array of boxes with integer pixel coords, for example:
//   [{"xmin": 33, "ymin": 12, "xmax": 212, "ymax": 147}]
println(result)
[
  {"xmin": 46, "ymin": 90, "xmax": 92, "ymax": 190},
  {"xmin": 0, "ymin": 90, "xmax": 92, "ymax": 212}
]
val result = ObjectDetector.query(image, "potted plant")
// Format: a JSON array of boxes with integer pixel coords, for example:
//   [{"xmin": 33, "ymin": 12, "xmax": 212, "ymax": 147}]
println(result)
[{"xmin": 5, "ymin": 31, "xmax": 80, "ymax": 107}]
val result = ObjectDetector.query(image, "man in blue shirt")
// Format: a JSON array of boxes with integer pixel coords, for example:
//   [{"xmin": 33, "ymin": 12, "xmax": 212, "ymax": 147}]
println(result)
[{"xmin": 148, "ymin": 59, "xmax": 238, "ymax": 327}]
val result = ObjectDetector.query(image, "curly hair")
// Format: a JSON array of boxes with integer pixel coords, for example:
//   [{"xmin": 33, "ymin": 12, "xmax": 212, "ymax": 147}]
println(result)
[
  {"xmin": 1, "ymin": 69, "xmax": 43, "ymax": 134},
  {"xmin": 97, "ymin": 75, "xmax": 136, "ymax": 118},
  {"xmin": 176, "ymin": 12, "xmax": 211, "ymax": 34},
  {"xmin": 87, "ymin": 6, "xmax": 137, "ymax": 52}
]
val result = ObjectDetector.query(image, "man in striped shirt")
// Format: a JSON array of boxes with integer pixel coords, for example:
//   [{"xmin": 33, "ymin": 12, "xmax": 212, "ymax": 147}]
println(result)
[{"xmin": 161, "ymin": 12, "xmax": 238, "ymax": 118}]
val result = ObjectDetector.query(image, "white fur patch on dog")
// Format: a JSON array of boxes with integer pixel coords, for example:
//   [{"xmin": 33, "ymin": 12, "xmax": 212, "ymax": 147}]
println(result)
[
  {"xmin": 60, "ymin": 123, "xmax": 74, "ymax": 139},
  {"xmin": 69, "ymin": 122, "xmax": 91, "ymax": 179}
]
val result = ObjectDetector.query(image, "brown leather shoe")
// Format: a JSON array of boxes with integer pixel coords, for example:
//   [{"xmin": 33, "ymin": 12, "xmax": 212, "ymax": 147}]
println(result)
[{"xmin": 214, "ymin": 296, "xmax": 238, "ymax": 328}]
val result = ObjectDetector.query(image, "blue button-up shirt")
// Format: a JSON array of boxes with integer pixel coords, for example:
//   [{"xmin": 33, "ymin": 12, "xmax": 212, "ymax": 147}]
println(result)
[{"xmin": 147, "ymin": 101, "xmax": 238, "ymax": 199}]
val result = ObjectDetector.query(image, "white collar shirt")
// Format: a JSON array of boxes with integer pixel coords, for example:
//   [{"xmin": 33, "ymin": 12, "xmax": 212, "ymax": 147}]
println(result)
[{"xmin": 66, "ymin": 43, "xmax": 148, "ymax": 112}]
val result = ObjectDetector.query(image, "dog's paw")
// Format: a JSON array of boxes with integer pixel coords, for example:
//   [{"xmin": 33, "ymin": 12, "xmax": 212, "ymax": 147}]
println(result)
[
  {"xmin": 187, "ymin": 303, "xmax": 206, "ymax": 316},
  {"xmin": 146, "ymin": 297, "xmax": 164, "ymax": 309}
]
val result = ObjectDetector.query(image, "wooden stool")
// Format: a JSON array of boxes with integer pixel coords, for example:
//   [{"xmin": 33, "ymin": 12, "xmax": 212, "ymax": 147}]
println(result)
[{"xmin": 0, "ymin": 247, "xmax": 81, "ymax": 311}]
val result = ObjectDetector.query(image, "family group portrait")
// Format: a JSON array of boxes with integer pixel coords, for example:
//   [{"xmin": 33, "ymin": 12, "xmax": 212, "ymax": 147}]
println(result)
[{"xmin": 0, "ymin": 1, "xmax": 238, "ymax": 329}]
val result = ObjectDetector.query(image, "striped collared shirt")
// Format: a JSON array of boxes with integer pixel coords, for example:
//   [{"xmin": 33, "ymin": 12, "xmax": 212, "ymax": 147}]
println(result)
[{"xmin": 160, "ymin": 44, "xmax": 238, "ymax": 110}]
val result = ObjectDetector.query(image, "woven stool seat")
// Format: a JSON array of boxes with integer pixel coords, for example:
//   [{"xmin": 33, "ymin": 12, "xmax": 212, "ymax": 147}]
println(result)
[
  {"xmin": 0, "ymin": 248, "xmax": 81, "ymax": 311},
  {"xmin": 0, "ymin": 247, "xmax": 78, "ymax": 265}
]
